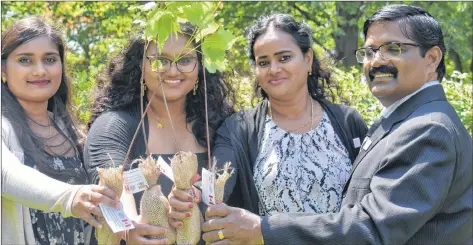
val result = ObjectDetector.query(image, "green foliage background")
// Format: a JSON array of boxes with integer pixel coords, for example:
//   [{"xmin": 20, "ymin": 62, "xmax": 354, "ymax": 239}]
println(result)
[{"xmin": 1, "ymin": 1, "xmax": 471, "ymax": 134}]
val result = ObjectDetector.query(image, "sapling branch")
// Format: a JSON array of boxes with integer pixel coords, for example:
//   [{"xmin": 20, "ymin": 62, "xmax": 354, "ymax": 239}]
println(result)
[
  {"xmin": 202, "ymin": 54, "xmax": 212, "ymax": 169},
  {"xmin": 141, "ymin": 41, "xmax": 151, "ymax": 151},
  {"xmin": 122, "ymin": 88, "xmax": 157, "ymax": 167}
]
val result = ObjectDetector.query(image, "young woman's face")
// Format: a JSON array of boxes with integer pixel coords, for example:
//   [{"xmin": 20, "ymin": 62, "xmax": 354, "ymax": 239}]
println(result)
[
  {"xmin": 2, "ymin": 36, "xmax": 62, "ymax": 104},
  {"xmin": 253, "ymin": 28, "xmax": 312, "ymax": 100},
  {"xmin": 144, "ymin": 33, "xmax": 199, "ymax": 103}
]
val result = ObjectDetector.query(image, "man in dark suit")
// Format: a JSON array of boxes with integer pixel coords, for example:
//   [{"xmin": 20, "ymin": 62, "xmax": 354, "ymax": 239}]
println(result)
[{"xmin": 201, "ymin": 4, "xmax": 472, "ymax": 245}]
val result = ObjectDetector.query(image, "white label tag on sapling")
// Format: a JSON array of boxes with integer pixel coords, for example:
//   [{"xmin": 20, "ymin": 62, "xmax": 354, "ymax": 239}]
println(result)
[
  {"xmin": 157, "ymin": 156, "xmax": 174, "ymax": 182},
  {"xmin": 123, "ymin": 168, "xmax": 148, "ymax": 194},
  {"xmin": 99, "ymin": 202, "xmax": 135, "ymax": 233},
  {"xmin": 201, "ymin": 168, "xmax": 216, "ymax": 205}
]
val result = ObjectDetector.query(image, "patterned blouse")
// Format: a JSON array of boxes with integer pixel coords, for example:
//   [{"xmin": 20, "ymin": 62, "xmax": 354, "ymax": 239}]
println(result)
[
  {"xmin": 254, "ymin": 111, "xmax": 352, "ymax": 216},
  {"xmin": 27, "ymin": 155, "xmax": 89, "ymax": 245}
]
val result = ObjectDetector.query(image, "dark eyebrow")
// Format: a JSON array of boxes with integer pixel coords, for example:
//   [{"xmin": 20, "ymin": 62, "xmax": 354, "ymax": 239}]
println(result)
[
  {"xmin": 363, "ymin": 41, "xmax": 403, "ymax": 48},
  {"xmin": 154, "ymin": 49, "xmax": 196, "ymax": 59},
  {"xmin": 274, "ymin": 50, "xmax": 292, "ymax": 56},
  {"xmin": 15, "ymin": 52, "xmax": 60, "ymax": 56},
  {"xmin": 256, "ymin": 50, "xmax": 293, "ymax": 59}
]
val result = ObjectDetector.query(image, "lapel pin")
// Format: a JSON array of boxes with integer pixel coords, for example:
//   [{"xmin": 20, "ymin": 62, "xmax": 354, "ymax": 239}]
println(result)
[
  {"xmin": 353, "ymin": 137, "xmax": 361, "ymax": 148},
  {"xmin": 362, "ymin": 138, "xmax": 372, "ymax": 151}
]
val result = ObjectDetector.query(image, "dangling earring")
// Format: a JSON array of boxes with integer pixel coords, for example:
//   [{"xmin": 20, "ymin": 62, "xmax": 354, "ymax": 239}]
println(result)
[
  {"xmin": 1, "ymin": 76, "xmax": 6, "ymax": 84},
  {"xmin": 309, "ymin": 70, "xmax": 312, "ymax": 76},
  {"xmin": 193, "ymin": 80, "xmax": 199, "ymax": 96}
]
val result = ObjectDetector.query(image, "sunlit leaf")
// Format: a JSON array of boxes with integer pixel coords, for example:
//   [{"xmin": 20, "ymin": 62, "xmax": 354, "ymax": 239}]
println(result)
[
  {"xmin": 201, "ymin": 30, "xmax": 235, "ymax": 72},
  {"xmin": 180, "ymin": 3, "xmax": 205, "ymax": 27},
  {"xmin": 165, "ymin": 2, "xmax": 189, "ymax": 12},
  {"xmin": 145, "ymin": 10, "xmax": 179, "ymax": 48},
  {"xmin": 195, "ymin": 21, "xmax": 219, "ymax": 42},
  {"xmin": 202, "ymin": 29, "xmax": 235, "ymax": 57},
  {"xmin": 180, "ymin": 2, "xmax": 215, "ymax": 29},
  {"xmin": 203, "ymin": 56, "xmax": 226, "ymax": 73},
  {"xmin": 142, "ymin": 2, "xmax": 157, "ymax": 11}
]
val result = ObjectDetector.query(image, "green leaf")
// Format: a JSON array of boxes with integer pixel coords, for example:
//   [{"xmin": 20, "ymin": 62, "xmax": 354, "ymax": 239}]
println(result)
[
  {"xmin": 196, "ymin": 21, "xmax": 220, "ymax": 42},
  {"xmin": 201, "ymin": 29, "xmax": 235, "ymax": 72},
  {"xmin": 203, "ymin": 56, "xmax": 217, "ymax": 73},
  {"xmin": 165, "ymin": 2, "xmax": 189, "ymax": 12},
  {"xmin": 145, "ymin": 10, "xmax": 179, "ymax": 47},
  {"xmin": 180, "ymin": 2, "xmax": 215, "ymax": 29},
  {"xmin": 180, "ymin": 3, "xmax": 204, "ymax": 27},
  {"xmin": 202, "ymin": 29, "xmax": 235, "ymax": 54},
  {"xmin": 203, "ymin": 55, "xmax": 227, "ymax": 73}
]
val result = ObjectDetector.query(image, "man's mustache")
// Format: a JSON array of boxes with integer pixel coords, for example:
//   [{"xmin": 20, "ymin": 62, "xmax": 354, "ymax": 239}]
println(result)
[{"xmin": 368, "ymin": 66, "xmax": 398, "ymax": 82}]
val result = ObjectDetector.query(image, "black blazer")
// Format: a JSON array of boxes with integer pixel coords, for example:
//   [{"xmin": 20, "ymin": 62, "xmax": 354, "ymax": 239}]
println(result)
[
  {"xmin": 212, "ymin": 98, "xmax": 368, "ymax": 214},
  {"xmin": 261, "ymin": 85, "xmax": 473, "ymax": 244}
]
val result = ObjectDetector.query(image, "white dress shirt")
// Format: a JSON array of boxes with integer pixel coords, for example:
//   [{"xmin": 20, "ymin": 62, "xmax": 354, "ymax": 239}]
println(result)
[{"xmin": 382, "ymin": 80, "xmax": 440, "ymax": 118}]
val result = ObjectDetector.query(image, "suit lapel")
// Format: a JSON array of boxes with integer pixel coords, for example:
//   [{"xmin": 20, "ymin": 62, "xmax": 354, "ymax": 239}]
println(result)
[
  {"xmin": 346, "ymin": 118, "xmax": 392, "ymax": 180},
  {"xmin": 342, "ymin": 85, "xmax": 447, "ymax": 193}
]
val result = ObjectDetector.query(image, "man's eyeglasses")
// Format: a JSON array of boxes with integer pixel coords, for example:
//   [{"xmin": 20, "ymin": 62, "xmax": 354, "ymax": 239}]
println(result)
[
  {"xmin": 146, "ymin": 56, "xmax": 198, "ymax": 73},
  {"xmin": 355, "ymin": 42, "xmax": 420, "ymax": 63}
]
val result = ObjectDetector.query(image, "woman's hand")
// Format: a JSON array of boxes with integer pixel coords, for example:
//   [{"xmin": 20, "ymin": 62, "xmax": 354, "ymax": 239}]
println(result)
[
  {"xmin": 71, "ymin": 185, "xmax": 120, "ymax": 228},
  {"xmin": 202, "ymin": 204, "xmax": 264, "ymax": 245},
  {"xmin": 167, "ymin": 185, "xmax": 201, "ymax": 228},
  {"xmin": 120, "ymin": 215, "xmax": 169, "ymax": 245}
]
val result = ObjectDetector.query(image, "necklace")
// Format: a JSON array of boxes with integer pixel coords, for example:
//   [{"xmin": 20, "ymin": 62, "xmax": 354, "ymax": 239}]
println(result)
[
  {"xmin": 29, "ymin": 115, "xmax": 76, "ymax": 156},
  {"xmin": 268, "ymin": 96, "xmax": 314, "ymax": 133},
  {"xmin": 148, "ymin": 106, "xmax": 186, "ymax": 129},
  {"xmin": 28, "ymin": 115, "xmax": 52, "ymax": 137},
  {"xmin": 149, "ymin": 106, "xmax": 164, "ymax": 129}
]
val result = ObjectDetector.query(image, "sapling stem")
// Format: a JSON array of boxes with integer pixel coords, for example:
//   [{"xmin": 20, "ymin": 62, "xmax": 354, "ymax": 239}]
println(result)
[
  {"xmin": 122, "ymin": 89, "xmax": 157, "ymax": 167},
  {"xmin": 141, "ymin": 41, "xmax": 150, "ymax": 152}
]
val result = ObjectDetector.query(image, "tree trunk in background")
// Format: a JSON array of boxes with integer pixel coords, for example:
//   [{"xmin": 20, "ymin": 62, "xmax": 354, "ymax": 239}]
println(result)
[
  {"xmin": 334, "ymin": 2, "xmax": 362, "ymax": 69},
  {"xmin": 448, "ymin": 48, "xmax": 463, "ymax": 73}
]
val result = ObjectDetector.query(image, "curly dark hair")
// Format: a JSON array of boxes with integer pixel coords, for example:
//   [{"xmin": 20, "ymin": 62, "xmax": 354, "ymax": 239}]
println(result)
[
  {"xmin": 1, "ymin": 16, "xmax": 82, "ymax": 178},
  {"xmin": 89, "ymin": 23, "xmax": 235, "ymax": 148},
  {"xmin": 246, "ymin": 13, "xmax": 338, "ymax": 102}
]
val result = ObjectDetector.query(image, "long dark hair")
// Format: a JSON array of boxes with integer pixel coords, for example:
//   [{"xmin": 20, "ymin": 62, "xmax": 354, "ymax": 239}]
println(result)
[
  {"xmin": 89, "ymin": 23, "xmax": 235, "ymax": 148},
  {"xmin": 246, "ymin": 13, "xmax": 338, "ymax": 102},
  {"xmin": 1, "ymin": 16, "xmax": 82, "ymax": 177},
  {"xmin": 363, "ymin": 4, "xmax": 446, "ymax": 81}
]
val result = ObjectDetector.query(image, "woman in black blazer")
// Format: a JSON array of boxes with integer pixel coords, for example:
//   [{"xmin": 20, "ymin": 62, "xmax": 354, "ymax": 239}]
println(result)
[{"xmin": 171, "ymin": 13, "xmax": 368, "ymax": 244}]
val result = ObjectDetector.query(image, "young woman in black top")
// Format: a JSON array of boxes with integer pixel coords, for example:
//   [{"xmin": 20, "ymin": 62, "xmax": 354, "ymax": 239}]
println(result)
[{"xmin": 84, "ymin": 22, "xmax": 234, "ymax": 244}]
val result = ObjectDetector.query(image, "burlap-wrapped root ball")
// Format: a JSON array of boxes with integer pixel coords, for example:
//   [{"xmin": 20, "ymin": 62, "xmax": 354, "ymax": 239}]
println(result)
[
  {"xmin": 95, "ymin": 167, "xmax": 123, "ymax": 245},
  {"xmin": 138, "ymin": 156, "xmax": 176, "ymax": 244},
  {"xmin": 170, "ymin": 151, "xmax": 201, "ymax": 245}
]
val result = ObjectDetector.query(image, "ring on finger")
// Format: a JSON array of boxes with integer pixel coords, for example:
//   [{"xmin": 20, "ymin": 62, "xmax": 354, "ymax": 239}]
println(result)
[{"xmin": 218, "ymin": 229, "xmax": 225, "ymax": 240}]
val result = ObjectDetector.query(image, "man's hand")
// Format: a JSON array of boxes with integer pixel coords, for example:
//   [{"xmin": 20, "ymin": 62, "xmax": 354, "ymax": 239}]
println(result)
[
  {"xmin": 202, "ymin": 204, "xmax": 264, "ymax": 245},
  {"xmin": 121, "ymin": 215, "xmax": 169, "ymax": 245}
]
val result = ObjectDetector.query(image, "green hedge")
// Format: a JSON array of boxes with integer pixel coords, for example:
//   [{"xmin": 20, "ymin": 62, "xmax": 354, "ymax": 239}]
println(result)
[
  {"xmin": 334, "ymin": 68, "xmax": 472, "ymax": 134},
  {"xmin": 228, "ymin": 68, "xmax": 472, "ymax": 135}
]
